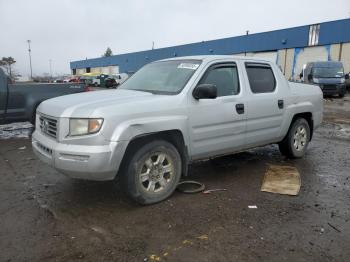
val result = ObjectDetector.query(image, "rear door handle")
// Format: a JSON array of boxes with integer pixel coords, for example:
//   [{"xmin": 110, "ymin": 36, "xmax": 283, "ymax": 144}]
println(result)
[
  {"xmin": 278, "ymin": 100, "xmax": 284, "ymax": 109},
  {"xmin": 236, "ymin": 103, "xmax": 245, "ymax": 114}
]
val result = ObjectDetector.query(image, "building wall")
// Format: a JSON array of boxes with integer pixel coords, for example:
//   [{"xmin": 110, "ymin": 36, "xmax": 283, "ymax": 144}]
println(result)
[
  {"xmin": 242, "ymin": 43, "xmax": 349, "ymax": 80},
  {"xmin": 70, "ymin": 19, "xmax": 350, "ymax": 78},
  {"xmin": 292, "ymin": 46, "xmax": 329, "ymax": 80},
  {"xmin": 340, "ymin": 43, "xmax": 350, "ymax": 73},
  {"xmin": 74, "ymin": 43, "xmax": 349, "ymax": 78},
  {"xmin": 330, "ymin": 44, "xmax": 341, "ymax": 61},
  {"xmin": 91, "ymin": 67, "xmax": 102, "ymax": 74},
  {"xmin": 73, "ymin": 65, "xmax": 119, "ymax": 76},
  {"xmin": 76, "ymin": 68, "xmax": 85, "ymax": 75}
]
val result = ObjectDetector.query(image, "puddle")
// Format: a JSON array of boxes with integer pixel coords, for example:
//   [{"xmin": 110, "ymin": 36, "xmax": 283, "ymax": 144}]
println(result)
[
  {"xmin": 337, "ymin": 124, "xmax": 350, "ymax": 139},
  {"xmin": 319, "ymin": 122, "xmax": 350, "ymax": 140},
  {"xmin": 0, "ymin": 122, "xmax": 33, "ymax": 139}
]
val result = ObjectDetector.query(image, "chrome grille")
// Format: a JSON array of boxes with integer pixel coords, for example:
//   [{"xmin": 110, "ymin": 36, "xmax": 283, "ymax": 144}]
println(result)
[{"xmin": 39, "ymin": 115, "xmax": 58, "ymax": 139}]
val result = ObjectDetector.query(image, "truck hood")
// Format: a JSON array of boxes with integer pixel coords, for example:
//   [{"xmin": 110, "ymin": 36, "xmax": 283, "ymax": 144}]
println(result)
[{"xmin": 38, "ymin": 89, "xmax": 165, "ymax": 118}]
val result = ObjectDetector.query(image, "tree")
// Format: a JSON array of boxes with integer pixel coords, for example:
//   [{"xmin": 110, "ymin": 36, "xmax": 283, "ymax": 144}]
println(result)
[
  {"xmin": 0, "ymin": 57, "xmax": 16, "ymax": 77},
  {"xmin": 102, "ymin": 47, "xmax": 113, "ymax": 57},
  {"xmin": 0, "ymin": 60, "xmax": 5, "ymax": 69}
]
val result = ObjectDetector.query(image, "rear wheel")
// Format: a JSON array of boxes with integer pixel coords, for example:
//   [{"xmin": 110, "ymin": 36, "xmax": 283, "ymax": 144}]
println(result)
[
  {"xmin": 279, "ymin": 118, "xmax": 310, "ymax": 158},
  {"xmin": 120, "ymin": 140, "xmax": 182, "ymax": 205}
]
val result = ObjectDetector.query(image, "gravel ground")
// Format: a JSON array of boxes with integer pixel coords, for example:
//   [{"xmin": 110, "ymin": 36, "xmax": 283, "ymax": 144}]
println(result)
[{"xmin": 0, "ymin": 96, "xmax": 349, "ymax": 262}]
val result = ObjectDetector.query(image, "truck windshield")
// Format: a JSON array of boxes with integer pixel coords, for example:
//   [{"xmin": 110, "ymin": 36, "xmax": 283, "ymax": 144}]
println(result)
[
  {"xmin": 312, "ymin": 67, "xmax": 344, "ymax": 78},
  {"xmin": 119, "ymin": 59, "xmax": 201, "ymax": 94}
]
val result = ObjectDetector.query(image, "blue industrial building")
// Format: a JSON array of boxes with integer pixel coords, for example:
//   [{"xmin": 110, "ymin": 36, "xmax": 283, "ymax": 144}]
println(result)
[{"xmin": 70, "ymin": 18, "xmax": 350, "ymax": 79}]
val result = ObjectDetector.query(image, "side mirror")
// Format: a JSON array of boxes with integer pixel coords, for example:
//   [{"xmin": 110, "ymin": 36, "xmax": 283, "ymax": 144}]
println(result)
[
  {"xmin": 193, "ymin": 84, "xmax": 217, "ymax": 100},
  {"xmin": 308, "ymin": 74, "xmax": 313, "ymax": 81},
  {"xmin": 345, "ymin": 73, "xmax": 349, "ymax": 80}
]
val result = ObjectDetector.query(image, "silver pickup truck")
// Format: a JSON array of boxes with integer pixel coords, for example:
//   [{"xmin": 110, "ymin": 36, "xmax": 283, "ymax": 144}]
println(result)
[{"xmin": 32, "ymin": 55, "xmax": 323, "ymax": 204}]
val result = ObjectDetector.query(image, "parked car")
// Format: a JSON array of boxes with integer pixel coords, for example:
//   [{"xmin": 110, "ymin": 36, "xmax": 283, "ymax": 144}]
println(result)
[
  {"xmin": 32, "ymin": 56, "xmax": 323, "ymax": 205},
  {"xmin": 301, "ymin": 61, "xmax": 347, "ymax": 97},
  {"xmin": 0, "ymin": 68, "xmax": 90, "ymax": 125},
  {"xmin": 345, "ymin": 72, "xmax": 350, "ymax": 90},
  {"xmin": 105, "ymin": 73, "xmax": 129, "ymax": 88},
  {"xmin": 62, "ymin": 77, "xmax": 80, "ymax": 83},
  {"xmin": 104, "ymin": 77, "xmax": 117, "ymax": 88},
  {"xmin": 79, "ymin": 76, "xmax": 94, "ymax": 86},
  {"xmin": 92, "ymin": 74, "xmax": 109, "ymax": 87},
  {"xmin": 69, "ymin": 77, "xmax": 81, "ymax": 83}
]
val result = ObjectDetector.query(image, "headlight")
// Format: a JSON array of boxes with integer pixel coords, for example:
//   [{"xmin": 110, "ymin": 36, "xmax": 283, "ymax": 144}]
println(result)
[
  {"xmin": 340, "ymin": 78, "xmax": 345, "ymax": 84},
  {"xmin": 313, "ymin": 78, "xmax": 320, "ymax": 84},
  {"xmin": 69, "ymin": 118, "xmax": 103, "ymax": 136}
]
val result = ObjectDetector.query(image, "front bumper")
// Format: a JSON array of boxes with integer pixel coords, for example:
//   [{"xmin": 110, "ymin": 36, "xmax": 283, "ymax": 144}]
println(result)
[
  {"xmin": 32, "ymin": 130, "xmax": 127, "ymax": 181},
  {"xmin": 319, "ymin": 84, "xmax": 346, "ymax": 95}
]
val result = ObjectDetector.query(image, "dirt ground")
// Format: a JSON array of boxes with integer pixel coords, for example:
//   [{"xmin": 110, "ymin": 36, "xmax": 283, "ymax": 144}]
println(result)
[{"xmin": 1, "ymin": 96, "xmax": 349, "ymax": 262}]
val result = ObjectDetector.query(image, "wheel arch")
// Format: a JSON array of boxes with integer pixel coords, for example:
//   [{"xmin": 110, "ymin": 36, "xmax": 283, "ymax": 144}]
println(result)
[
  {"xmin": 285, "ymin": 112, "xmax": 313, "ymax": 141},
  {"xmin": 118, "ymin": 129, "xmax": 189, "ymax": 178},
  {"xmin": 25, "ymin": 96, "xmax": 44, "ymax": 124}
]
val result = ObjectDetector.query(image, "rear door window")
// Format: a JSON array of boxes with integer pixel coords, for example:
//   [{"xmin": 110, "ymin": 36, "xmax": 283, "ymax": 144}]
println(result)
[{"xmin": 245, "ymin": 63, "xmax": 276, "ymax": 93}]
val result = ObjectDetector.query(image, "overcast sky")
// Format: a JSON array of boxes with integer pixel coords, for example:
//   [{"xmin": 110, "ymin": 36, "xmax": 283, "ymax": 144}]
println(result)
[{"xmin": 0, "ymin": 0, "xmax": 349, "ymax": 76}]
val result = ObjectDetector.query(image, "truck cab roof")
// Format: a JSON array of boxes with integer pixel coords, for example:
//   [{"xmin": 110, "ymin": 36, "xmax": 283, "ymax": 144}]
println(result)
[{"xmin": 159, "ymin": 55, "xmax": 274, "ymax": 64}]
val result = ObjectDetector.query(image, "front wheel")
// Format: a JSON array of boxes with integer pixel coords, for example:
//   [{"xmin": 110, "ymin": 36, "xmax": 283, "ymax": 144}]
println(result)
[
  {"xmin": 279, "ymin": 118, "xmax": 310, "ymax": 158},
  {"xmin": 120, "ymin": 140, "xmax": 182, "ymax": 205}
]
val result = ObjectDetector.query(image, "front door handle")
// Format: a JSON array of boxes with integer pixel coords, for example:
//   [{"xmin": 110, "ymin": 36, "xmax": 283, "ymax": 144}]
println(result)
[
  {"xmin": 236, "ymin": 103, "xmax": 245, "ymax": 114},
  {"xmin": 278, "ymin": 100, "xmax": 284, "ymax": 109}
]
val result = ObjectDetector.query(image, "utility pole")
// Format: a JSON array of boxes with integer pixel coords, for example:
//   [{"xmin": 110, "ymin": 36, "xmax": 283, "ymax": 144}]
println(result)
[
  {"xmin": 49, "ymin": 59, "xmax": 53, "ymax": 80},
  {"xmin": 152, "ymin": 41, "xmax": 154, "ymax": 50},
  {"xmin": 244, "ymin": 30, "xmax": 249, "ymax": 56},
  {"xmin": 27, "ymin": 40, "xmax": 33, "ymax": 80}
]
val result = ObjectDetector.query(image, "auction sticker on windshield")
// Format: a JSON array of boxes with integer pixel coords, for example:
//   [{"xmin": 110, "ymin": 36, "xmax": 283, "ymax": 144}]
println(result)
[{"xmin": 178, "ymin": 63, "xmax": 200, "ymax": 70}]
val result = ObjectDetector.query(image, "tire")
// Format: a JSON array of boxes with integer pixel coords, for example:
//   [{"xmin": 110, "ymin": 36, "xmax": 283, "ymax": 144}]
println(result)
[
  {"xmin": 278, "ymin": 118, "xmax": 310, "ymax": 159},
  {"xmin": 120, "ymin": 140, "xmax": 182, "ymax": 205},
  {"xmin": 339, "ymin": 93, "xmax": 345, "ymax": 98}
]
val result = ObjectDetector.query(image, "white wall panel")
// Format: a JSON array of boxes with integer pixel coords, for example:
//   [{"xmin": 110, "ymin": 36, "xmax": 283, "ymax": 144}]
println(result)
[
  {"xmin": 341, "ymin": 43, "xmax": 350, "ymax": 73},
  {"xmin": 91, "ymin": 67, "xmax": 102, "ymax": 74},
  {"xmin": 247, "ymin": 51, "xmax": 278, "ymax": 63}
]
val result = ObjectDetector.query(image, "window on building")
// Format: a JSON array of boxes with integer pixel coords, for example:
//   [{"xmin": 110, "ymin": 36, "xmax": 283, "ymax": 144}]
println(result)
[
  {"xmin": 199, "ymin": 64, "xmax": 240, "ymax": 97},
  {"xmin": 72, "ymin": 69, "xmax": 76, "ymax": 75},
  {"xmin": 308, "ymin": 24, "xmax": 320, "ymax": 46},
  {"xmin": 245, "ymin": 63, "xmax": 276, "ymax": 93},
  {"xmin": 86, "ymin": 67, "xmax": 91, "ymax": 73}
]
